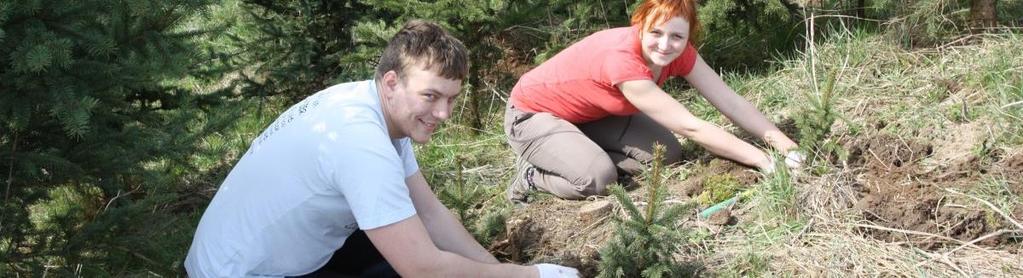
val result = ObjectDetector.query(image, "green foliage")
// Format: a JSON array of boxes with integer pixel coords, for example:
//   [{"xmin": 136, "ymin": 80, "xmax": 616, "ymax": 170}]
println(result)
[
  {"xmin": 528, "ymin": 0, "xmax": 635, "ymax": 64},
  {"xmin": 198, "ymin": 0, "xmax": 376, "ymax": 108},
  {"xmin": 437, "ymin": 155, "xmax": 487, "ymax": 224},
  {"xmin": 0, "ymin": 0, "xmax": 236, "ymax": 275},
  {"xmin": 974, "ymin": 32, "xmax": 1023, "ymax": 144},
  {"xmin": 795, "ymin": 68, "xmax": 847, "ymax": 169},
  {"xmin": 698, "ymin": 0, "xmax": 804, "ymax": 72},
  {"xmin": 695, "ymin": 174, "xmax": 742, "ymax": 207},
  {"xmin": 730, "ymin": 248, "xmax": 770, "ymax": 276},
  {"xmin": 874, "ymin": 0, "xmax": 972, "ymax": 47},
  {"xmin": 598, "ymin": 144, "xmax": 696, "ymax": 278},
  {"xmin": 420, "ymin": 126, "xmax": 513, "ymax": 246},
  {"xmin": 755, "ymin": 157, "xmax": 798, "ymax": 221},
  {"xmin": 432, "ymin": 155, "xmax": 513, "ymax": 244}
]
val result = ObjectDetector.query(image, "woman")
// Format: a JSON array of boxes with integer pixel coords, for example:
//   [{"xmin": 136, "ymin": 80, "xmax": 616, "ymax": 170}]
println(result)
[{"xmin": 505, "ymin": 0, "xmax": 802, "ymax": 203}]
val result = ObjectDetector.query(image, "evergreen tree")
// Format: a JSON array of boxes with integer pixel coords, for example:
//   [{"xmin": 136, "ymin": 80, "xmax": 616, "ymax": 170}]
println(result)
[
  {"xmin": 598, "ymin": 144, "xmax": 697, "ymax": 278},
  {"xmin": 795, "ymin": 68, "xmax": 847, "ymax": 169},
  {"xmin": 226, "ymin": 0, "xmax": 376, "ymax": 103},
  {"xmin": 0, "ymin": 0, "xmax": 232, "ymax": 275},
  {"xmin": 698, "ymin": 0, "xmax": 805, "ymax": 72}
]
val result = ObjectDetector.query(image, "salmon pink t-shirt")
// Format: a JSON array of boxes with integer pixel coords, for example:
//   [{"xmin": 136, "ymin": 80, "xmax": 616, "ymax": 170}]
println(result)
[{"xmin": 510, "ymin": 26, "xmax": 698, "ymax": 123}]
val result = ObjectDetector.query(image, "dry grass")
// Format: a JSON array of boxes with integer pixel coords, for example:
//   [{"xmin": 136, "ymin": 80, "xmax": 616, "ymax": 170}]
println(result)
[{"xmin": 691, "ymin": 28, "xmax": 1023, "ymax": 276}]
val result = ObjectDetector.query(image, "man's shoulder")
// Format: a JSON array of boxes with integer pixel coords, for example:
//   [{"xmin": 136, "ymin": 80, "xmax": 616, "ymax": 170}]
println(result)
[
  {"xmin": 321, "ymin": 80, "xmax": 375, "ymax": 94},
  {"xmin": 253, "ymin": 80, "xmax": 384, "ymax": 147},
  {"xmin": 317, "ymin": 80, "xmax": 377, "ymax": 105},
  {"xmin": 312, "ymin": 80, "xmax": 383, "ymax": 122}
]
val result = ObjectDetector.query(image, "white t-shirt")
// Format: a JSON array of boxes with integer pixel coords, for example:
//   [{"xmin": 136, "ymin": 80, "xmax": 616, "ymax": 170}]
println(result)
[{"xmin": 185, "ymin": 80, "xmax": 419, "ymax": 277}]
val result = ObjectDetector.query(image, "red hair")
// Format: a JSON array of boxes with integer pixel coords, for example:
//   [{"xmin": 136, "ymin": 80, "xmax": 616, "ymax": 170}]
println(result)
[{"xmin": 630, "ymin": 0, "xmax": 701, "ymax": 42}]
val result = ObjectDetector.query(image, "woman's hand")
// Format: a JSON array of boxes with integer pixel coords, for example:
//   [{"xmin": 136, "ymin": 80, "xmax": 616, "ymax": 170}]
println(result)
[
  {"xmin": 760, "ymin": 150, "xmax": 806, "ymax": 174},
  {"xmin": 763, "ymin": 130, "xmax": 799, "ymax": 154}
]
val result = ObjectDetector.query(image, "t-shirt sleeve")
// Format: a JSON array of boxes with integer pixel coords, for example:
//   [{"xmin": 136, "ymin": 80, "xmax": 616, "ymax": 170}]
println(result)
[
  {"xmin": 602, "ymin": 48, "xmax": 655, "ymax": 86},
  {"xmin": 396, "ymin": 138, "xmax": 419, "ymax": 178},
  {"xmin": 667, "ymin": 42, "xmax": 698, "ymax": 77},
  {"xmin": 324, "ymin": 122, "xmax": 416, "ymax": 230}
]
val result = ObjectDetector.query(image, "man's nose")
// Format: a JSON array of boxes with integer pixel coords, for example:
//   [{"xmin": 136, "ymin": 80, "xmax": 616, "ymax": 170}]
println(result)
[{"xmin": 433, "ymin": 101, "xmax": 451, "ymax": 120}]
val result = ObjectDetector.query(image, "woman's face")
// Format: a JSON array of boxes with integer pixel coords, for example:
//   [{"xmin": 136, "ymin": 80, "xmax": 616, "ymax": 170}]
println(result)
[{"xmin": 640, "ymin": 16, "xmax": 690, "ymax": 68}]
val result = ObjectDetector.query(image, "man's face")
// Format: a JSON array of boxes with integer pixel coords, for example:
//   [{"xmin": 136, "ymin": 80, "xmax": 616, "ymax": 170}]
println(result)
[{"xmin": 380, "ymin": 64, "xmax": 462, "ymax": 144}]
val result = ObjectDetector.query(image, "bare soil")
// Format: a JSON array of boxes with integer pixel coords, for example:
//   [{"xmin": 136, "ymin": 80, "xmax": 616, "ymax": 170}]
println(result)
[
  {"xmin": 489, "ymin": 198, "xmax": 613, "ymax": 277},
  {"xmin": 847, "ymin": 132, "xmax": 1021, "ymax": 249}
]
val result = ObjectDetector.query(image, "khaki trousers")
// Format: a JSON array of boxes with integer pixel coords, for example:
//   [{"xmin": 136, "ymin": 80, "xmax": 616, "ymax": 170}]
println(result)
[{"xmin": 504, "ymin": 103, "xmax": 683, "ymax": 199}]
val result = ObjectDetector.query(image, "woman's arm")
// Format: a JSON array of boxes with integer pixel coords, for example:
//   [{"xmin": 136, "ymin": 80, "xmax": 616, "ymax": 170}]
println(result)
[
  {"xmin": 619, "ymin": 80, "xmax": 772, "ymax": 169},
  {"xmin": 683, "ymin": 54, "xmax": 798, "ymax": 153}
]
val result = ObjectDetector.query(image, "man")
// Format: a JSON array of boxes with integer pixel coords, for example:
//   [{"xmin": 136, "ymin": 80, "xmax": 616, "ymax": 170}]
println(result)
[{"xmin": 185, "ymin": 20, "xmax": 579, "ymax": 278}]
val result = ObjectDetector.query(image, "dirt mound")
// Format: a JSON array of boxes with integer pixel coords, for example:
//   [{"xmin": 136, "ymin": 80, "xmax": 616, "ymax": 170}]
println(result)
[
  {"xmin": 489, "ymin": 198, "xmax": 613, "ymax": 277},
  {"xmin": 847, "ymin": 133, "xmax": 934, "ymax": 171},
  {"xmin": 998, "ymin": 150, "xmax": 1023, "ymax": 185},
  {"xmin": 1001, "ymin": 150, "xmax": 1023, "ymax": 221},
  {"xmin": 847, "ymin": 133, "xmax": 1019, "ymax": 249}
]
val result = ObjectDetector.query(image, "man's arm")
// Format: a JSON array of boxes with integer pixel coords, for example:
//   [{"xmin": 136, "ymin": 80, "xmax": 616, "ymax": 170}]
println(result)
[
  {"xmin": 365, "ymin": 214, "xmax": 538, "ymax": 277},
  {"xmin": 683, "ymin": 54, "xmax": 798, "ymax": 152},
  {"xmin": 405, "ymin": 171, "xmax": 498, "ymax": 263}
]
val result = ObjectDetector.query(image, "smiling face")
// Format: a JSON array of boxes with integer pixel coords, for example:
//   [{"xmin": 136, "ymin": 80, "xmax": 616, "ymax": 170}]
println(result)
[
  {"xmin": 379, "ymin": 64, "xmax": 462, "ymax": 144},
  {"xmin": 640, "ymin": 16, "xmax": 690, "ymax": 68}
]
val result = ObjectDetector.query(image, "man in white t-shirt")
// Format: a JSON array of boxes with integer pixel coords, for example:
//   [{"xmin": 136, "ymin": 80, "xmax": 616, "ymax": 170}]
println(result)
[{"xmin": 184, "ymin": 20, "xmax": 579, "ymax": 278}]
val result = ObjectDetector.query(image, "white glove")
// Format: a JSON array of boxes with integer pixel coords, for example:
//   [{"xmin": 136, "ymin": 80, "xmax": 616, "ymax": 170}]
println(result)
[
  {"xmin": 784, "ymin": 150, "xmax": 805, "ymax": 169},
  {"xmin": 760, "ymin": 150, "xmax": 805, "ymax": 174},
  {"xmin": 535, "ymin": 263, "xmax": 580, "ymax": 278},
  {"xmin": 760, "ymin": 157, "xmax": 777, "ymax": 174}
]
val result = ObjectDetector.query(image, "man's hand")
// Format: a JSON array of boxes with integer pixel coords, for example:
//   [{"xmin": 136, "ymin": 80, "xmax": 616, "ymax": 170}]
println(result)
[{"xmin": 535, "ymin": 264, "xmax": 580, "ymax": 278}]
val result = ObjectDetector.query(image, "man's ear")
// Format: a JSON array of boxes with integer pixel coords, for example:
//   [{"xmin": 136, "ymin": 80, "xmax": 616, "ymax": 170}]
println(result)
[{"xmin": 381, "ymin": 70, "xmax": 400, "ymax": 97}]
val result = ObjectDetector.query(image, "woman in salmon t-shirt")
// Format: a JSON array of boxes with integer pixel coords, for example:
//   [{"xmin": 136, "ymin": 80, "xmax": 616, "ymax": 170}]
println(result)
[{"xmin": 504, "ymin": 0, "xmax": 804, "ymax": 203}]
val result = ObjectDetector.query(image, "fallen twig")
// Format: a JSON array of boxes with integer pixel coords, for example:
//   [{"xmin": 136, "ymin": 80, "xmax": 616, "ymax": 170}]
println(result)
[
  {"xmin": 913, "ymin": 229, "xmax": 1018, "ymax": 269},
  {"xmin": 852, "ymin": 223, "xmax": 982, "ymax": 251},
  {"xmin": 945, "ymin": 188, "xmax": 1023, "ymax": 230}
]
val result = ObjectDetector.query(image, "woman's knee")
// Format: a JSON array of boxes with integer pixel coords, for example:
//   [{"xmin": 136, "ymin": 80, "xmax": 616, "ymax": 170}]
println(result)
[{"xmin": 573, "ymin": 163, "xmax": 617, "ymax": 197}]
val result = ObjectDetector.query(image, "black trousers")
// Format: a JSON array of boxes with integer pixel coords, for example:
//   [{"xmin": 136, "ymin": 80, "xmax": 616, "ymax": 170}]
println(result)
[{"xmin": 297, "ymin": 230, "xmax": 400, "ymax": 278}]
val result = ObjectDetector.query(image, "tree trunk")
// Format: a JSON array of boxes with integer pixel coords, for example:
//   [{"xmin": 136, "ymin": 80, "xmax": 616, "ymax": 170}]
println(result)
[
  {"xmin": 466, "ymin": 74, "xmax": 483, "ymax": 135},
  {"xmin": 971, "ymin": 0, "xmax": 998, "ymax": 28},
  {"xmin": 856, "ymin": 0, "xmax": 866, "ymax": 19}
]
